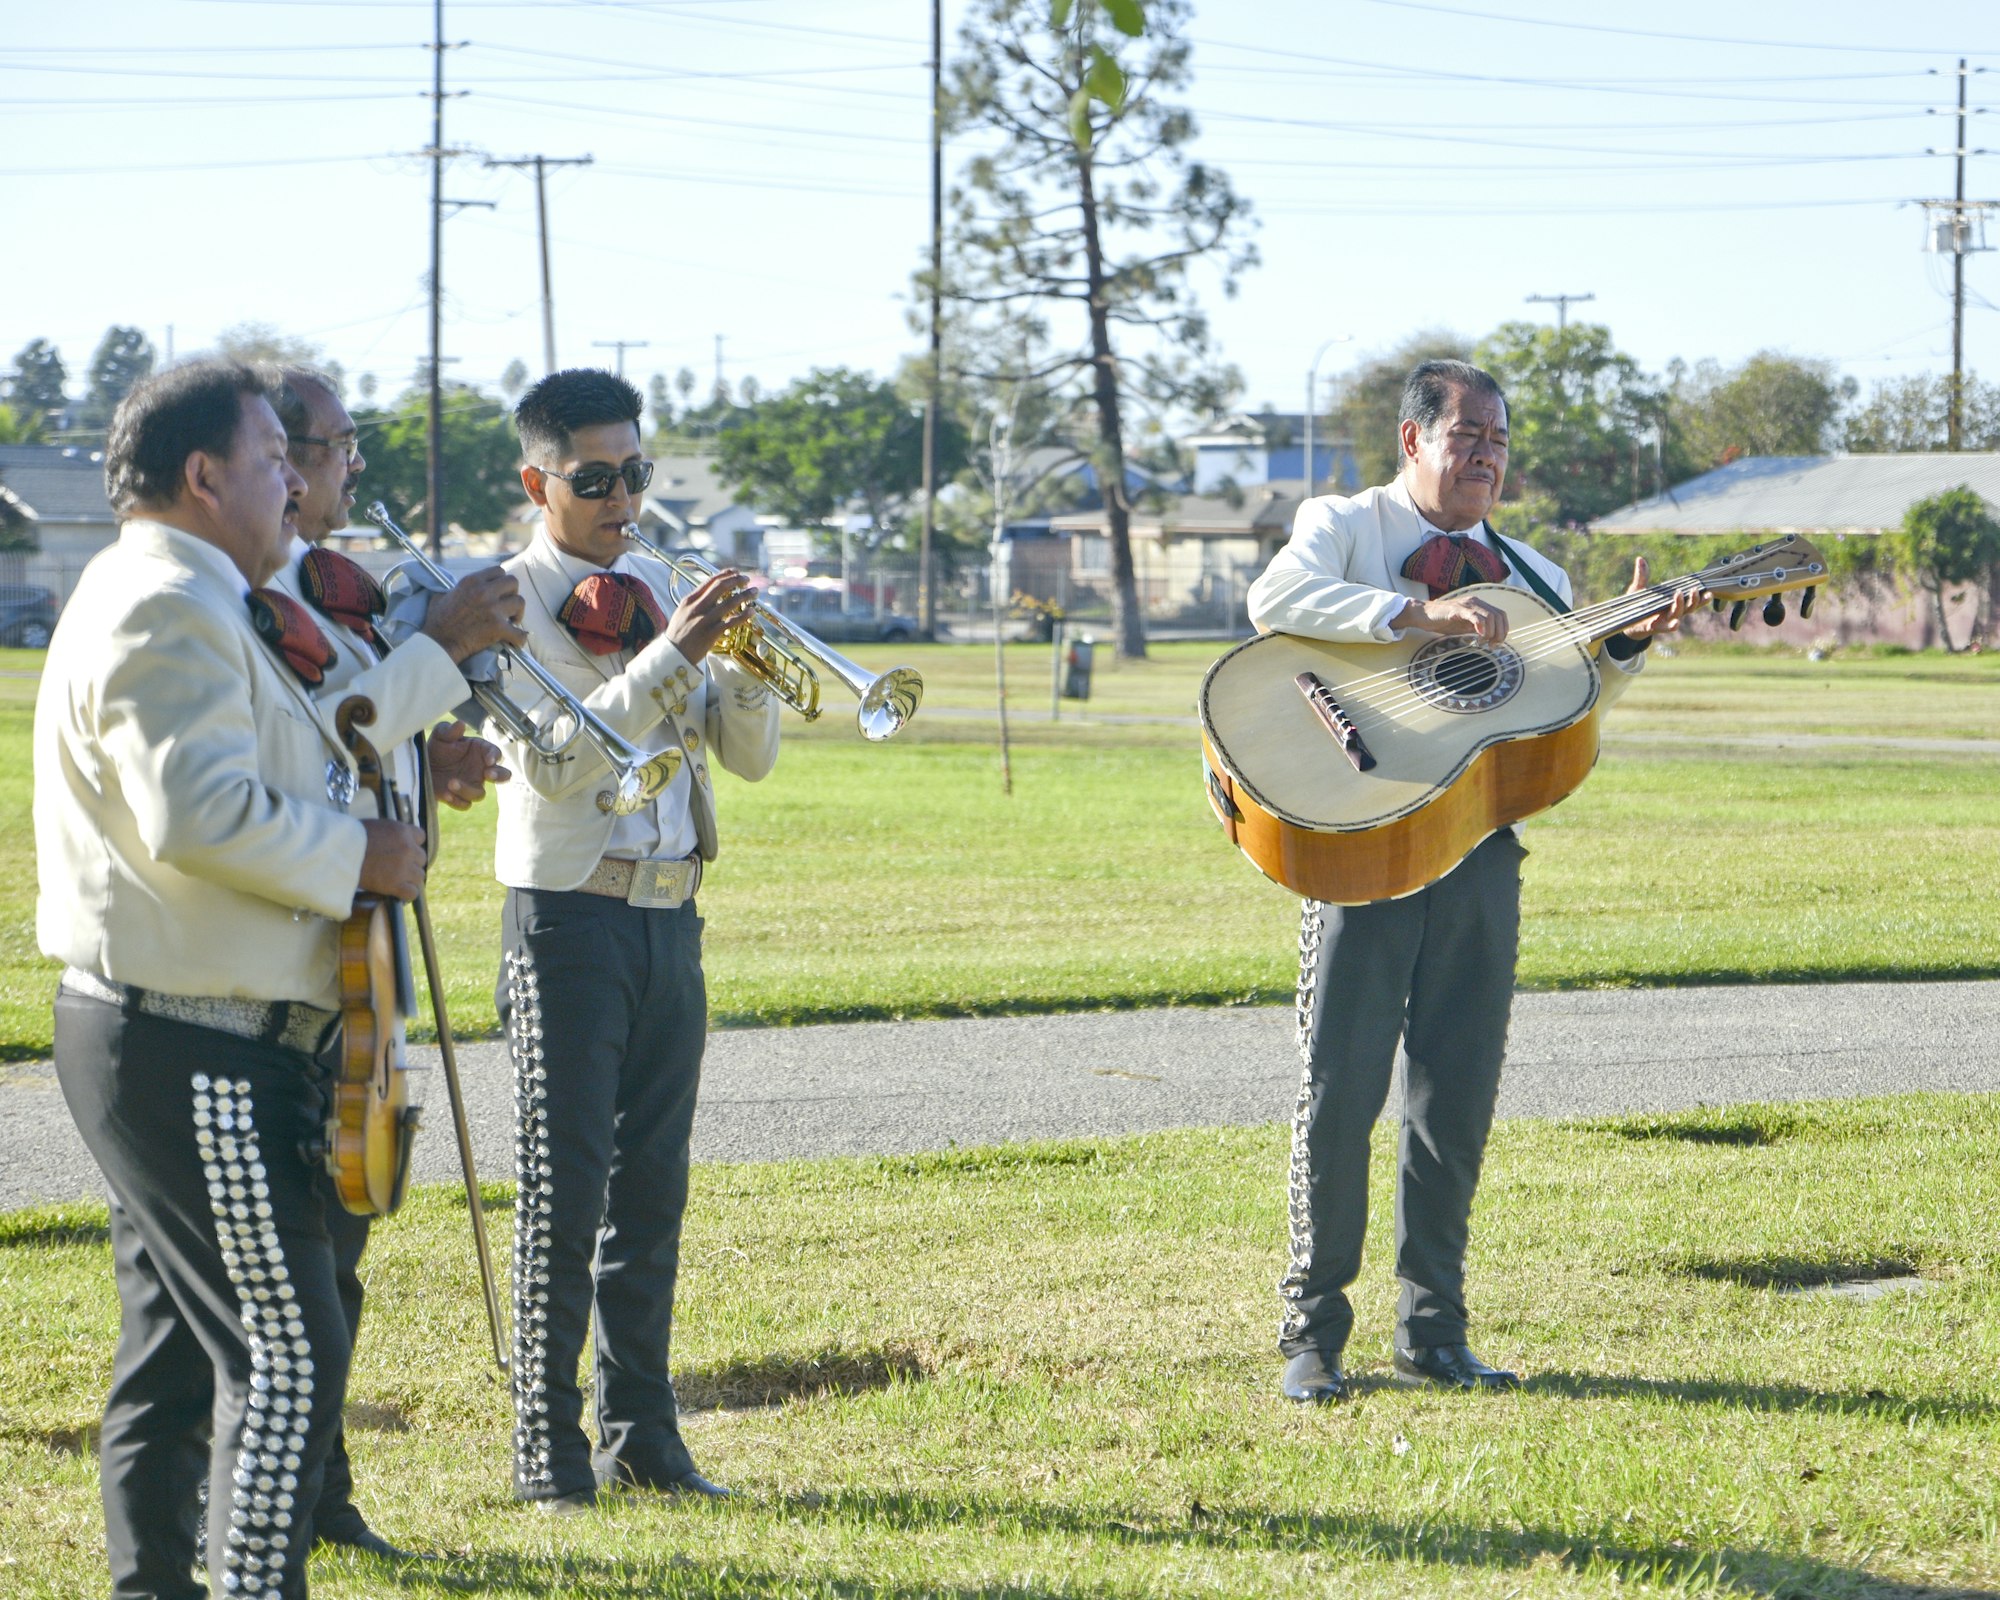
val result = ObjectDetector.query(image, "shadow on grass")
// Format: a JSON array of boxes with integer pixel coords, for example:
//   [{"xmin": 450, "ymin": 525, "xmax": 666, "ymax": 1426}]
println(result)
[
  {"xmin": 1675, "ymin": 1256, "xmax": 1921, "ymax": 1291},
  {"xmin": 0, "ymin": 1203, "xmax": 109, "ymax": 1249},
  {"xmin": 394, "ymin": 1504, "xmax": 2000, "ymax": 1600},
  {"xmin": 1584, "ymin": 1106, "xmax": 1807, "ymax": 1146},
  {"xmin": 1523, "ymin": 1369, "xmax": 1995, "ymax": 1426},
  {"xmin": 676, "ymin": 1343, "xmax": 934, "ymax": 1412}
]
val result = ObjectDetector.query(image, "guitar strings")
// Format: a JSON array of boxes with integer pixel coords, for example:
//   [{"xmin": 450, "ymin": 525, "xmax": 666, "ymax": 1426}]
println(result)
[{"xmin": 1321, "ymin": 577, "xmax": 1712, "ymax": 725}]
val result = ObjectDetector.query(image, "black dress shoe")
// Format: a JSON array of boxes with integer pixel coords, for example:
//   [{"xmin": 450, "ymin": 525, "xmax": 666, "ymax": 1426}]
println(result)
[
  {"xmin": 1392, "ymin": 1343, "xmax": 1520, "ymax": 1391},
  {"xmin": 533, "ymin": 1487, "xmax": 598, "ymax": 1517},
  {"xmin": 1280, "ymin": 1349, "xmax": 1349, "ymax": 1404},
  {"xmin": 596, "ymin": 1463, "xmax": 733, "ymax": 1500},
  {"xmin": 313, "ymin": 1515, "xmax": 429, "ymax": 1559}
]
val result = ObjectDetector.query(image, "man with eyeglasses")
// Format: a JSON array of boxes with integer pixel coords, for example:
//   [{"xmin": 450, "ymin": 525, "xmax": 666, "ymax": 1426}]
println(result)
[
  {"xmin": 485, "ymin": 368, "xmax": 777, "ymax": 1512},
  {"xmin": 264, "ymin": 363, "xmax": 527, "ymax": 1558}
]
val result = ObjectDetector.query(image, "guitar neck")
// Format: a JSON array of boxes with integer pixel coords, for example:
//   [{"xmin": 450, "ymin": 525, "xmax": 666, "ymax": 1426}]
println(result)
[{"xmin": 1566, "ymin": 576, "xmax": 1702, "ymax": 644}]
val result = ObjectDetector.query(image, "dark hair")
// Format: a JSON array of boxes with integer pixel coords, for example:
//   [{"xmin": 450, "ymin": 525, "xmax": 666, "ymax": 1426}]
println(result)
[
  {"xmin": 261, "ymin": 364, "xmax": 342, "ymax": 450},
  {"xmin": 1397, "ymin": 359, "xmax": 1506, "ymax": 440},
  {"xmin": 105, "ymin": 360, "xmax": 273, "ymax": 516},
  {"xmin": 514, "ymin": 368, "xmax": 643, "ymax": 466}
]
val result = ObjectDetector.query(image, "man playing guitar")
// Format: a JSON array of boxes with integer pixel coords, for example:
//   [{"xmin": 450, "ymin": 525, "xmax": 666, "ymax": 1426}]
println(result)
[{"xmin": 1247, "ymin": 359, "xmax": 1698, "ymax": 1404}]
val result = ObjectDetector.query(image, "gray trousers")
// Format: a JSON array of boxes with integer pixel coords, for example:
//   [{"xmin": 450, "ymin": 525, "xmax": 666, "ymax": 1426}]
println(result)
[
  {"xmin": 1278, "ymin": 828, "xmax": 1524, "ymax": 1358},
  {"xmin": 498, "ymin": 889, "xmax": 706, "ymax": 1501}
]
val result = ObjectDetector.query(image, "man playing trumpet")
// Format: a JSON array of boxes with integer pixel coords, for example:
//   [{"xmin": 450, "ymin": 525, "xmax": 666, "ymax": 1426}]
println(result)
[{"xmin": 487, "ymin": 368, "xmax": 778, "ymax": 1511}]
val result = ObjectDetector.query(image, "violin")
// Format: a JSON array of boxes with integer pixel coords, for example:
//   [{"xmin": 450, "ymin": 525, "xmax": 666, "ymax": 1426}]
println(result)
[{"xmin": 325, "ymin": 695, "xmax": 422, "ymax": 1216}]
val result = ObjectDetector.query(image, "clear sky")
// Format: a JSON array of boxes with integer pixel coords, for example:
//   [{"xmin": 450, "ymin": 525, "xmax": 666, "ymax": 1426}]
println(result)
[{"xmin": 5, "ymin": 0, "xmax": 1998, "ymax": 421}]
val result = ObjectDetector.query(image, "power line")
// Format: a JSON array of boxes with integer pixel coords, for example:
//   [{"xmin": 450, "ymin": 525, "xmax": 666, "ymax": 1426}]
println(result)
[
  {"xmin": 591, "ymin": 339, "xmax": 649, "ymax": 378},
  {"xmin": 486, "ymin": 153, "xmax": 593, "ymax": 372},
  {"xmin": 1350, "ymin": 0, "xmax": 2000, "ymax": 56}
]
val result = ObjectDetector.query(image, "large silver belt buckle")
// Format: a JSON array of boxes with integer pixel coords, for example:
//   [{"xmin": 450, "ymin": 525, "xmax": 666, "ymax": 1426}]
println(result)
[{"xmin": 625, "ymin": 858, "xmax": 696, "ymax": 909}]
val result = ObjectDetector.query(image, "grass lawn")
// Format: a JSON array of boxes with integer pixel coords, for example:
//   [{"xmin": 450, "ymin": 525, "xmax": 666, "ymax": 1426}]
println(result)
[
  {"xmin": 3, "ymin": 642, "xmax": 1998, "ymax": 1057},
  {"xmin": 2, "ymin": 1093, "xmax": 1996, "ymax": 1597}
]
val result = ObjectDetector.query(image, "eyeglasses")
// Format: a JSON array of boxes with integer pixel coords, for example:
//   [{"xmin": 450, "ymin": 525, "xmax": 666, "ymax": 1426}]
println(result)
[
  {"xmin": 290, "ymin": 434, "xmax": 362, "ymax": 464},
  {"xmin": 537, "ymin": 459, "xmax": 654, "ymax": 500}
]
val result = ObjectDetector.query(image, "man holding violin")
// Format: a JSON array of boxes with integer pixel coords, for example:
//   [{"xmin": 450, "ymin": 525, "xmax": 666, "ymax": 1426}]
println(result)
[
  {"xmin": 486, "ymin": 368, "xmax": 778, "ymax": 1511},
  {"xmin": 262, "ymin": 364, "xmax": 526, "ymax": 1559},
  {"xmin": 35, "ymin": 360, "xmax": 427, "ymax": 1600}
]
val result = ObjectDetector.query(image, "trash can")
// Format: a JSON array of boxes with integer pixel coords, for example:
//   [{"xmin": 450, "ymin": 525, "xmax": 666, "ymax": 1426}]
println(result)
[{"xmin": 1063, "ymin": 634, "xmax": 1095, "ymax": 700}]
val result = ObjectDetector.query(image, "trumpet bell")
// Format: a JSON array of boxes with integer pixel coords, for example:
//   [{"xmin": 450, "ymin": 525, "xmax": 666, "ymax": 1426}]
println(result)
[
  {"xmin": 857, "ymin": 665, "xmax": 923, "ymax": 742},
  {"xmin": 598, "ymin": 748, "xmax": 684, "ymax": 815}
]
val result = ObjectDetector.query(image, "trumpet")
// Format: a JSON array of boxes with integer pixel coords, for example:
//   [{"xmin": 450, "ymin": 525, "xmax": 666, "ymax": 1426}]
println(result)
[
  {"xmin": 362, "ymin": 502, "xmax": 682, "ymax": 815},
  {"xmin": 621, "ymin": 524, "xmax": 923, "ymax": 742}
]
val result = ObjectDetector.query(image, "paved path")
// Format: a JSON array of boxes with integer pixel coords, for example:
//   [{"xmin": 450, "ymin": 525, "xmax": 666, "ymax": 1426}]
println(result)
[{"xmin": 4, "ymin": 979, "xmax": 1996, "ymax": 1212}]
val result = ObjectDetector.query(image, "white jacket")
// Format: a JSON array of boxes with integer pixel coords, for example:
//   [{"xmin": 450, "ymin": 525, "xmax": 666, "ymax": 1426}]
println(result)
[
  {"xmin": 1247, "ymin": 478, "xmax": 1643, "ymax": 702},
  {"xmin": 34, "ymin": 521, "xmax": 369, "ymax": 1009},
  {"xmin": 486, "ymin": 531, "xmax": 781, "ymax": 890}
]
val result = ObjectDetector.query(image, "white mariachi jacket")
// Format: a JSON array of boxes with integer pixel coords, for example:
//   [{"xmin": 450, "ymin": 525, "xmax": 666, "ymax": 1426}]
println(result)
[
  {"xmin": 33, "ymin": 521, "xmax": 369, "ymax": 1010},
  {"xmin": 268, "ymin": 539, "xmax": 467, "ymax": 818},
  {"xmin": 1248, "ymin": 479, "xmax": 1644, "ymax": 711},
  {"xmin": 486, "ymin": 530, "xmax": 781, "ymax": 891}
]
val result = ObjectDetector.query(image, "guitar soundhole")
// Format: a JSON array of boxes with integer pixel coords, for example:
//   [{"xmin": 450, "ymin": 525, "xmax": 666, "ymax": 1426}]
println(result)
[{"xmin": 1409, "ymin": 638, "xmax": 1525, "ymax": 714}]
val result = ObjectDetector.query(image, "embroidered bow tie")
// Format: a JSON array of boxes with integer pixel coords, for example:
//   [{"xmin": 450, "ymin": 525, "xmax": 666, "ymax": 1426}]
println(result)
[
  {"xmin": 297, "ymin": 544, "xmax": 386, "ymax": 647},
  {"xmin": 1400, "ymin": 530, "xmax": 1509, "ymax": 600},
  {"xmin": 247, "ymin": 588, "xmax": 337, "ymax": 686},
  {"xmin": 558, "ymin": 570, "xmax": 667, "ymax": 656}
]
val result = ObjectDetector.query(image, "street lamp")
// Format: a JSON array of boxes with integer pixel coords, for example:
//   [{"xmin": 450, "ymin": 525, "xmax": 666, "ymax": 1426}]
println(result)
[{"xmin": 1302, "ymin": 335, "xmax": 1353, "ymax": 496}]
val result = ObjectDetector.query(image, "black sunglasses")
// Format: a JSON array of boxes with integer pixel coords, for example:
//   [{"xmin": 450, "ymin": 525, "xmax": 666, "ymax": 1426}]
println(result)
[{"xmin": 539, "ymin": 459, "xmax": 653, "ymax": 500}]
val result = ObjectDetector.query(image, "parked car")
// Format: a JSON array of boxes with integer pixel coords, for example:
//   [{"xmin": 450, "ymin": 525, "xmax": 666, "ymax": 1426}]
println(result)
[
  {"xmin": 0, "ymin": 583, "xmax": 58, "ymax": 648},
  {"xmin": 766, "ymin": 585, "xmax": 917, "ymax": 644}
]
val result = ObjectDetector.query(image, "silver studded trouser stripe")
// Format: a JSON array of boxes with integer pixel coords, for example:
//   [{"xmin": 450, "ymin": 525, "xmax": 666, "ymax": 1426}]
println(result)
[
  {"xmin": 1277, "ymin": 831, "xmax": 1523, "ymax": 1360},
  {"xmin": 53, "ymin": 991, "xmax": 351, "ymax": 1600},
  {"xmin": 499, "ymin": 888, "xmax": 707, "ymax": 1500}
]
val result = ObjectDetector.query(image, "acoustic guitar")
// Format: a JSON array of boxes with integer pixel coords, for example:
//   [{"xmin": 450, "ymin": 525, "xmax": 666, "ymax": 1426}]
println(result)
[{"xmin": 1198, "ymin": 535, "xmax": 1829, "ymax": 905}]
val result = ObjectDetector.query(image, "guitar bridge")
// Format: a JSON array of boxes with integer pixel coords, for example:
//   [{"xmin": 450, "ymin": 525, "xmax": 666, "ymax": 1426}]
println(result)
[{"xmin": 1295, "ymin": 673, "xmax": 1377, "ymax": 772}]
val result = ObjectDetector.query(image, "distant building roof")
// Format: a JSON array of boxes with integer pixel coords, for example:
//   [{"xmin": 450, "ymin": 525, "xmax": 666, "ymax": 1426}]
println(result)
[
  {"xmin": 0, "ymin": 444, "xmax": 115, "ymax": 527},
  {"xmin": 1591, "ymin": 452, "xmax": 2000, "ymax": 535},
  {"xmin": 1050, "ymin": 481, "xmax": 1305, "ymax": 539},
  {"xmin": 1183, "ymin": 411, "xmax": 1351, "ymax": 452},
  {"xmin": 641, "ymin": 454, "xmax": 742, "ymax": 531}
]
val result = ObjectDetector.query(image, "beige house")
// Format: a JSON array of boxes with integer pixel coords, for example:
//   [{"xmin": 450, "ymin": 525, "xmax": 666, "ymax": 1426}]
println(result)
[{"xmin": 1050, "ymin": 482, "xmax": 1304, "ymax": 629}]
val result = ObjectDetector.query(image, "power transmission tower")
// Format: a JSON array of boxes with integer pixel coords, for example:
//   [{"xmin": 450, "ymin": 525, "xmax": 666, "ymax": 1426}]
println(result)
[
  {"xmin": 591, "ymin": 340, "xmax": 650, "ymax": 379},
  {"xmin": 1918, "ymin": 58, "xmax": 1997, "ymax": 450},
  {"xmin": 486, "ymin": 154, "xmax": 594, "ymax": 374}
]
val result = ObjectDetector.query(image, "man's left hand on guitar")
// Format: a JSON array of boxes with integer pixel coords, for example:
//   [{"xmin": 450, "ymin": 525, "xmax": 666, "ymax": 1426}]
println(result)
[
  {"xmin": 1621, "ymin": 555, "xmax": 1707, "ymax": 641},
  {"xmin": 430, "ymin": 720, "xmax": 511, "ymax": 810}
]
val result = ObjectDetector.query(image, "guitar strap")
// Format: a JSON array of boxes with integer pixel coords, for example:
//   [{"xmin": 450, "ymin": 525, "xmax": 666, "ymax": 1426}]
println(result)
[{"xmin": 1480, "ymin": 522, "xmax": 1569, "ymax": 615}]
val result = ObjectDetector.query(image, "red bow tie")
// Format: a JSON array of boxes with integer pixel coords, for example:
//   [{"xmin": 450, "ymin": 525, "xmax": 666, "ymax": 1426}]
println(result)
[
  {"xmin": 297, "ymin": 544, "xmax": 386, "ymax": 647},
  {"xmin": 558, "ymin": 570, "xmax": 667, "ymax": 656},
  {"xmin": 1401, "ymin": 531, "xmax": 1508, "ymax": 600},
  {"xmin": 247, "ymin": 589, "xmax": 337, "ymax": 686}
]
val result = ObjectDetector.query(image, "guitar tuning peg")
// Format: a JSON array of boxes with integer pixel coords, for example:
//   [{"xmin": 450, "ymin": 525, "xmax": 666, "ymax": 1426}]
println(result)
[
  {"xmin": 1799, "ymin": 586, "xmax": 1817, "ymax": 620},
  {"xmin": 1729, "ymin": 600, "xmax": 1748, "ymax": 631},
  {"xmin": 1763, "ymin": 596, "xmax": 1786, "ymax": 626}
]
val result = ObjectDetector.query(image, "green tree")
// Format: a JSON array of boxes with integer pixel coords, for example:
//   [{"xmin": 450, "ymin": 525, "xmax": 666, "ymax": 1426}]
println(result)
[
  {"xmin": 351, "ymin": 384, "xmax": 522, "ymax": 534},
  {"xmin": 712, "ymin": 367, "xmax": 967, "ymax": 563},
  {"xmin": 214, "ymin": 322, "xmax": 344, "ymax": 390},
  {"xmin": 0, "ymin": 471, "xmax": 35, "ymax": 551},
  {"xmin": 1330, "ymin": 328, "xmax": 1472, "ymax": 490},
  {"xmin": 943, "ymin": 0, "xmax": 1256, "ymax": 658},
  {"xmin": 0, "ymin": 404, "xmax": 50, "ymax": 445},
  {"xmin": 1665, "ymin": 351, "xmax": 1852, "ymax": 479},
  {"xmin": 1475, "ymin": 320, "xmax": 1656, "ymax": 524},
  {"xmin": 1843, "ymin": 372, "xmax": 2000, "ymax": 452},
  {"xmin": 5, "ymin": 339, "xmax": 68, "ymax": 423},
  {"xmin": 500, "ymin": 359, "xmax": 531, "ymax": 404},
  {"xmin": 1893, "ymin": 486, "xmax": 2000, "ymax": 652},
  {"xmin": 78, "ymin": 326, "xmax": 157, "ymax": 433}
]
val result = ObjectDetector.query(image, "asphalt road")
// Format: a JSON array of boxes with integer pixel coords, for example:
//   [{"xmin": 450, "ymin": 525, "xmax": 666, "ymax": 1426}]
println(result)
[{"xmin": 5, "ymin": 979, "xmax": 1997, "ymax": 1212}]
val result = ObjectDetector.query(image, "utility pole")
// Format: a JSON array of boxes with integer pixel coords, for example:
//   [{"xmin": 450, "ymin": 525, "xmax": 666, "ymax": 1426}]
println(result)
[
  {"xmin": 1525, "ymin": 291, "xmax": 1595, "ymax": 425},
  {"xmin": 485, "ymin": 154, "xmax": 593, "ymax": 374},
  {"xmin": 1919, "ymin": 60, "xmax": 1996, "ymax": 449},
  {"xmin": 591, "ymin": 339, "xmax": 649, "ymax": 379},
  {"xmin": 421, "ymin": 0, "xmax": 480, "ymax": 556},
  {"xmin": 918, "ymin": 0, "xmax": 944, "ymax": 639},
  {"xmin": 713, "ymin": 333, "xmax": 726, "ymax": 401}
]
